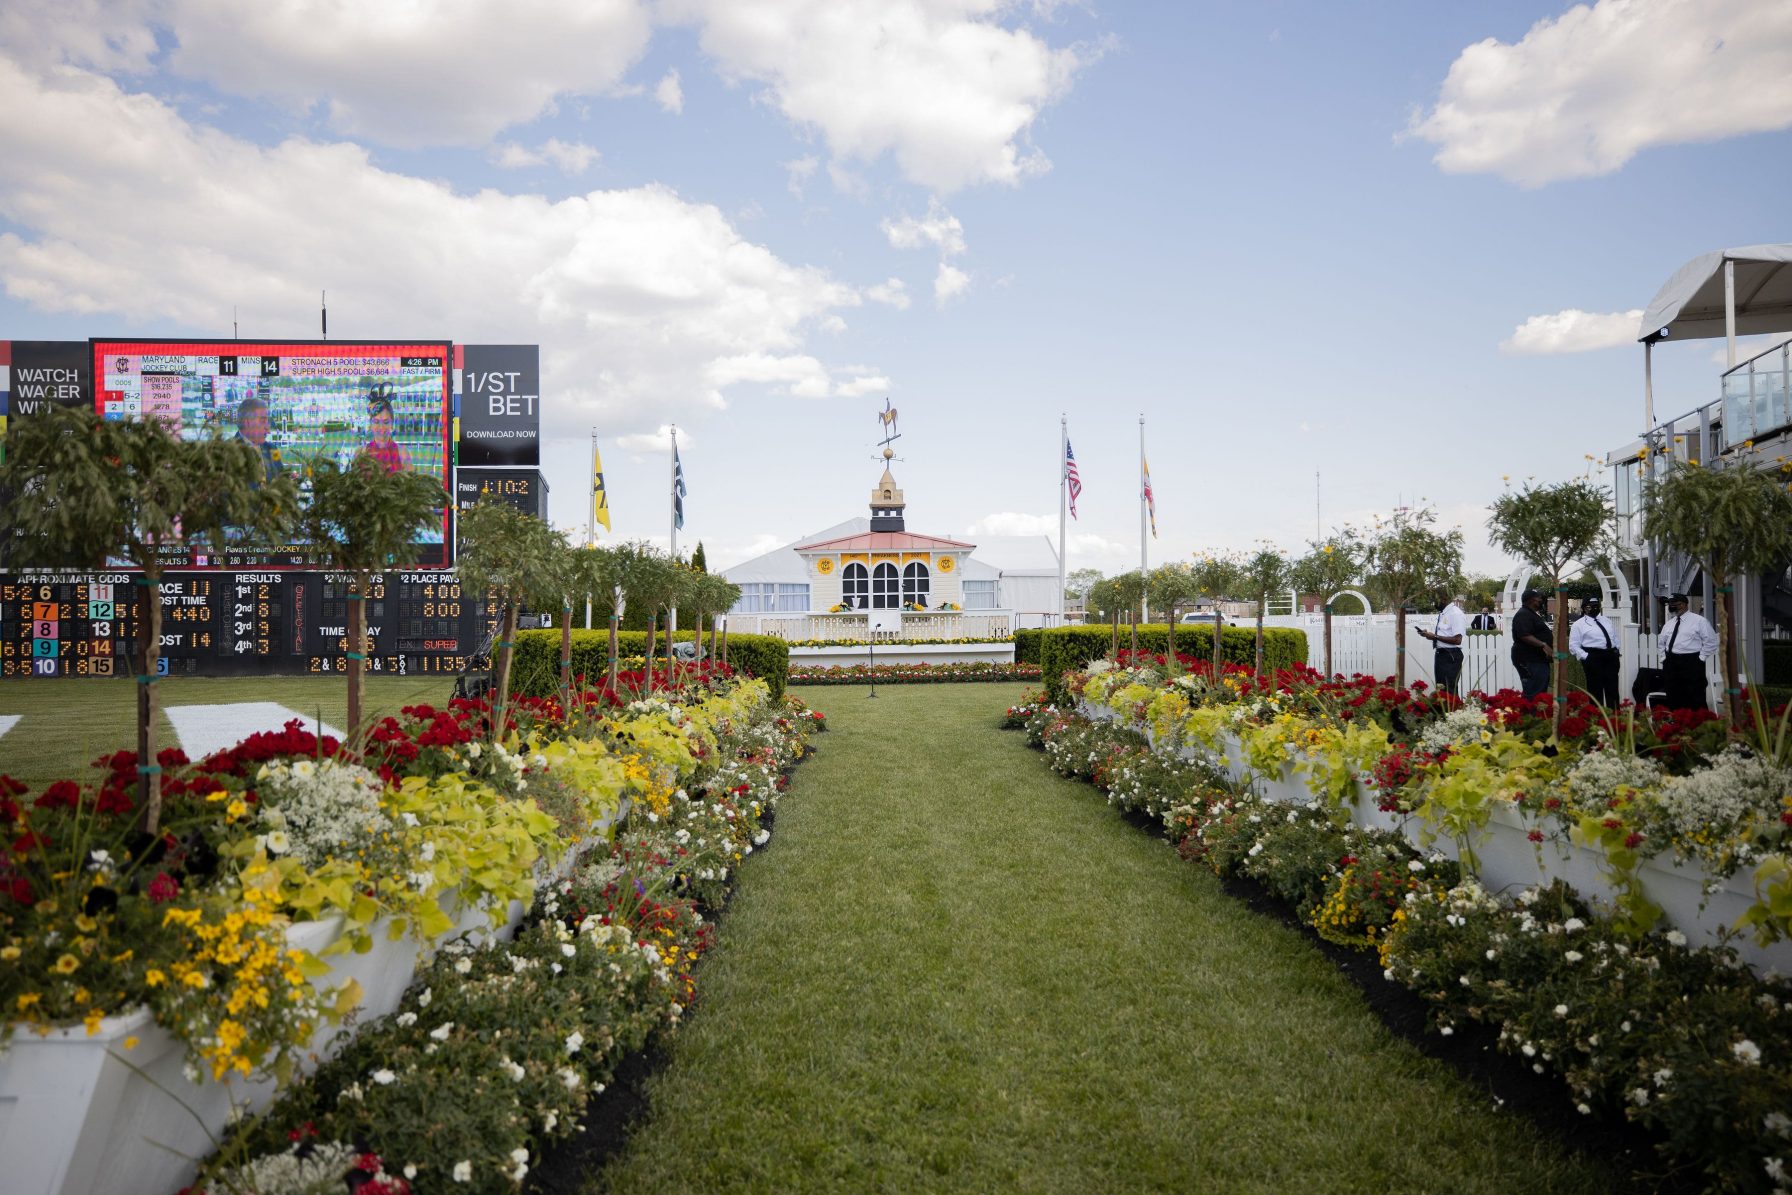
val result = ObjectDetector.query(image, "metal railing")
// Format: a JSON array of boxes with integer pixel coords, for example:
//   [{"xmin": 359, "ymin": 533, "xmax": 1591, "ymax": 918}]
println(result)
[
  {"xmin": 722, "ymin": 610, "xmax": 1015, "ymax": 641},
  {"xmin": 1722, "ymin": 337, "xmax": 1792, "ymax": 445}
]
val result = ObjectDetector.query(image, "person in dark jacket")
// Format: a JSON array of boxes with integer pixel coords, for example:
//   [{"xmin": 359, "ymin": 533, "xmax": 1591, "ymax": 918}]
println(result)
[{"xmin": 1510, "ymin": 588, "xmax": 1553, "ymax": 699}]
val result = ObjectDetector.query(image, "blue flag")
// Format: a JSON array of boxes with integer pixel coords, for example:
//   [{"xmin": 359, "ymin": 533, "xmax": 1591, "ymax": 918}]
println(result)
[{"xmin": 673, "ymin": 444, "xmax": 687, "ymax": 531}]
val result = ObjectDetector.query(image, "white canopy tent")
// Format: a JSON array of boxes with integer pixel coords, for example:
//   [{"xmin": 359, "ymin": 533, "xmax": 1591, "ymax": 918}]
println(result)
[{"xmin": 1638, "ymin": 244, "xmax": 1792, "ymax": 427}]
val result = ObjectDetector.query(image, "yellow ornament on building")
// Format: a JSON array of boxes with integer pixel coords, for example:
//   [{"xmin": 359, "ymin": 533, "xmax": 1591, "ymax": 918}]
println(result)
[
  {"xmin": 937, "ymin": 555, "xmax": 955, "ymax": 573},
  {"xmin": 816, "ymin": 557, "xmax": 835, "ymax": 575}
]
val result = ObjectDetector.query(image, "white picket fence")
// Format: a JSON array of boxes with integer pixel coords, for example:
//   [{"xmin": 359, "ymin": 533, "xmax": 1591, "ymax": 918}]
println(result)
[{"xmin": 1263, "ymin": 613, "xmax": 1730, "ymax": 705}]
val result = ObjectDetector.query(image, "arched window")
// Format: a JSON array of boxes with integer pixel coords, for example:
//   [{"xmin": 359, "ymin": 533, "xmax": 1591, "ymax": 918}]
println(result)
[
  {"xmin": 841, "ymin": 562, "xmax": 868, "ymax": 609},
  {"xmin": 902, "ymin": 561, "xmax": 930, "ymax": 607},
  {"xmin": 871, "ymin": 562, "xmax": 900, "ymax": 609}
]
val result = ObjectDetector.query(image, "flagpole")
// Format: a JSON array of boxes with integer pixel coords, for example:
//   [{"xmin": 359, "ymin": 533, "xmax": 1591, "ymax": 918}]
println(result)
[
  {"xmin": 586, "ymin": 428, "xmax": 596, "ymax": 629},
  {"xmin": 668, "ymin": 425, "xmax": 678, "ymax": 637},
  {"xmin": 1058, "ymin": 415, "xmax": 1068, "ymax": 627},
  {"xmin": 1138, "ymin": 414, "xmax": 1148, "ymax": 623}
]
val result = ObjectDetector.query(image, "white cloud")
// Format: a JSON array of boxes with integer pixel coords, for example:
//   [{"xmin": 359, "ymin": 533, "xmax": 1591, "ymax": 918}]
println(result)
[
  {"xmin": 1711, "ymin": 332, "xmax": 1792, "ymax": 366},
  {"xmin": 826, "ymin": 160, "xmax": 869, "ymax": 198},
  {"xmin": 160, "ymin": 0, "xmax": 655, "ymax": 147},
  {"xmin": 0, "ymin": 57, "xmax": 877, "ymax": 438},
  {"xmin": 655, "ymin": 68, "xmax": 684, "ymax": 114},
  {"xmin": 964, "ymin": 512, "xmax": 1131, "ymax": 565},
  {"xmin": 711, "ymin": 532, "xmax": 786, "ymax": 571},
  {"xmin": 1410, "ymin": 0, "xmax": 1792, "ymax": 186},
  {"xmin": 784, "ymin": 155, "xmax": 819, "ymax": 198},
  {"xmin": 1501, "ymin": 308, "xmax": 1644, "ymax": 354},
  {"xmin": 663, "ymin": 0, "xmax": 1085, "ymax": 192},
  {"xmin": 866, "ymin": 278, "xmax": 911, "ymax": 310},
  {"xmin": 834, "ymin": 372, "xmax": 889, "ymax": 398},
  {"xmin": 882, "ymin": 200, "xmax": 966, "ymax": 256},
  {"xmin": 491, "ymin": 138, "xmax": 602, "ymax": 175},
  {"xmin": 0, "ymin": 0, "xmax": 160, "ymax": 74},
  {"xmin": 616, "ymin": 425, "xmax": 688, "ymax": 453},
  {"xmin": 706, "ymin": 352, "xmax": 833, "ymax": 399},
  {"xmin": 934, "ymin": 262, "xmax": 971, "ymax": 304}
]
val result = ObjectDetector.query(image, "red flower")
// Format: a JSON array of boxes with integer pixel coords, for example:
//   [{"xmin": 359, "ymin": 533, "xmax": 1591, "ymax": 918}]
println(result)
[
  {"xmin": 1602, "ymin": 817, "xmax": 1623, "ymax": 831},
  {"xmin": 34, "ymin": 780, "xmax": 81, "ymax": 810},
  {"xmin": 11, "ymin": 829, "xmax": 50, "ymax": 854},
  {"xmin": 0, "ymin": 775, "xmax": 27, "ymax": 798},
  {"xmin": 7, "ymin": 877, "xmax": 34, "ymax": 906},
  {"xmin": 147, "ymin": 872, "xmax": 180, "ymax": 904},
  {"xmin": 1624, "ymin": 831, "xmax": 1645, "ymax": 849},
  {"xmin": 1527, "ymin": 830, "xmax": 1544, "ymax": 843}
]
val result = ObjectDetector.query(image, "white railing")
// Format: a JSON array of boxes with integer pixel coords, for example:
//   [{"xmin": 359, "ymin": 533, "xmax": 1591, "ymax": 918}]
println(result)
[
  {"xmin": 1263, "ymin": 613, "xmax": 1730, "ymax": 703},
  {"xmin": 723, "ymin": 610, "xmax": 1015, "ymax": 641}
]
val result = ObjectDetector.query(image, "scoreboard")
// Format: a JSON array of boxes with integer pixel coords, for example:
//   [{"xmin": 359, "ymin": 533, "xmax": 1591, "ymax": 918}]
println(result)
[{"xmin": 0, "ymin": 572, "xmax": 498, "ymax": 679}]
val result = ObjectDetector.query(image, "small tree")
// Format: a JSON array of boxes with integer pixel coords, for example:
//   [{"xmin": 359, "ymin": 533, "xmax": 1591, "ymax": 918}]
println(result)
[
  {"xmin": 301, "ymin": 457, "xmax": 445, "ymax": 750},
  {"xmin": 1085, "ymin": 576, "xmax": 1120, "ymax": 654},
  {"xmin": 559, "ymin": 545, "xmax": 613, "ymax": 710},
  {"xmin": 1064, "ymin": 566, "xmax": 1103, "ymax": 609},
  {"xmin": 0, "ymin": 407, "xmax": 297, "ymax": 829},
  {"xmin": 1290, "ymin": 529, "xmax": 1363, "ymax": 677},
  {"xmin": 1111, "ymin": 569, "xmax": 1147, "ymax": 655},
  {"xmin": 1190, "ymin": 550, "xmax": 1244, "ymax": 674},
  {"xmin": 587, "ymin": 542, "xmax": 659, "ymax": 693},
  {"xmin": 694, "ymin": 572, "xmax": 741, "ymax": 665},
  {"xmin": 1241, "ymin": 544, "xmax": 1289, "ymax": 677},
  {"xmin": 1147, "ymin": 562, "xmax": 1200, "ymax": 664},
  {"xmin": 1488, "ymin": 479, "xmax": 1612, "ymax": 728},
  {"xmin": 625, "ymin": 551, "xmax": 680, "ymax": 694},
  {"xmin": 1643, "ymin": 460, "xmax": 1792, "ymax": 725},
  {"xmin": 455, "ymin": 499, "xmax": 567, "ymax": 733},
  {"xmin": 690, "ymin": 541, "xmax": 708, "ymax": 574},
  {"xmin": 1362, "ymin": 507, "xmax": 1464, "ymax": 688}
]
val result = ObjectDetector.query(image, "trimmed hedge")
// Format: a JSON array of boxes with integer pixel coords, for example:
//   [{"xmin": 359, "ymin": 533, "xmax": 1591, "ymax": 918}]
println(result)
[
  {"xmin": 511, "ymin": 629, "xmax": 790, "ymax": 699},
  {"xmin": 1038, "ymin": 623, "xmax": 1308, "ymax": 703},
  {"xmin": 1013, "ymin": 628, "xmax": 1042, "ymax": 665}
]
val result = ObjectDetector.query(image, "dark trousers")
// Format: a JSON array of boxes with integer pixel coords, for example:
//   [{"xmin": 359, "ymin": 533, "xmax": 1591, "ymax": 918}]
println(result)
[
  {"xmin": 1663, "ymin": 652, "xmax": 1707, "ymax": 711},
  {"xmin": 1434, "ymin": 647, "xmax": 1463, "ymax": 697},
  {"xmin": 1582, "ymin": 647, "xmax": 1620, "ymax": 707},
  {"xmin": 1513, "ymin": 656, "xmax": 1550, "ymax": 699}
]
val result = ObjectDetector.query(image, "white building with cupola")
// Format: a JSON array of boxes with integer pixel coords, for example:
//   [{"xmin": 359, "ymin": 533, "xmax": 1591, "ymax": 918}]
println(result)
[{"xmin": 721, "ymin": 431, "xmax": 1059, "ymax": 662}]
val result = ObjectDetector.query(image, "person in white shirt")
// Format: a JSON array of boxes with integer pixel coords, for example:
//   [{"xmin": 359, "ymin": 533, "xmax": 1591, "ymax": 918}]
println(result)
[
  {"xmin": 1660, "ymin": 591, "xmax": 1718, "ymax": 711},
  {"xmin": 1568, "ymin": 596, "xmax": 1621, "ymax": 706},
  {"xmin": 1417, "ymin": 592, "xmax": 1468, "ymax": 698}
]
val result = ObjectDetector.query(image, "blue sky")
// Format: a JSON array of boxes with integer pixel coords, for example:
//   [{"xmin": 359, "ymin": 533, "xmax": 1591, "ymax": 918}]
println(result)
[{"xmin": 2, "ymin": 1, "xmax": 1788, "ymax": 577}]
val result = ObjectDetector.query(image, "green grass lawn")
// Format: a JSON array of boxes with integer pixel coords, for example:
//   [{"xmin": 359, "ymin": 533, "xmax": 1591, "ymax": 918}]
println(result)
[
  {"xmin": 0, "ymin": 675, "xmax": 452, "ymax": 785},
  {"xmin": 591, "ymin": 683, "xmax": 1615, "ymax": 1194}
]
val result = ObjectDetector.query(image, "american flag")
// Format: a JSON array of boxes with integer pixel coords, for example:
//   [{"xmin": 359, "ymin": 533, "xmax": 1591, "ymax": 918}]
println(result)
[{"xmin": 1065, "ymin": 437, "xmax": 1082, "ymax": 519}]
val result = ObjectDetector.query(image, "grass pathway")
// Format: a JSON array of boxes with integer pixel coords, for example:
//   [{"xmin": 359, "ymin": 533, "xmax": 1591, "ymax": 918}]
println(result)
[{"xmin": 592, "ymin": 683, "xmax": 1613, "ymax": 1194}]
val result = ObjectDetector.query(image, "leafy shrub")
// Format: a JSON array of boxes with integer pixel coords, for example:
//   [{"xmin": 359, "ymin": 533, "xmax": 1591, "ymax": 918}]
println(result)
[
  {"xmin": 512, "ymin": 629, "xmax": 790, "ymax": 698},
  {"xmin": 1037, "ymin": 624, "xmax": 1308, "ymax": 703}
]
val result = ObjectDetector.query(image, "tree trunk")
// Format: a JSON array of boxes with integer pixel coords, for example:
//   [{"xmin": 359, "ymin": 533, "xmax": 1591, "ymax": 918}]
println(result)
[
  {"xmin": 1129, "ymin": 616, "xmax": 1138, "ymax": 656},
  {"xmin": 607, "ymin": 612, "xmax": 621, "ymax": 698},
  {"xmin": 559, "ymin": 598, "xmax": 574, "ymax": 713},
  {"xmin": 1254, "ymin": 610, "xmax": 1265, "ymax": 677},
  {"xmin": 1110, "ymin": 608, "xmax": 1120, "ymax": 660},
  {"xmin": 721, "ymin": 620, "xmax": 729, "ymax": 665},
  {"xmin": 1720, "ymin": 581, "xmax": 1743, "ymax": 728},
  {"xmin": 1212, "ymin": 610, "xmax": 1224, "ymax": 677},
  {"xmin": 1395, "ymin": 605, "xmax": 1408, "ymax": 689},
  {"xmin": 1323, "ymin": 603, "xmax": 1334, "ymax": 677},
  {"xmin": 645, "ymin": 612, "xmax": 658, "ymax": 696},
  {"xmin": 493, "ymin": 600, "xmax": 519, "ymax": 737},
  {"xmin": 346, "ymin": 572, "xmax": 367, "ymax": 752},
  {"xmin": 708, "ymin": 613, "xmax": 718, "ymax": 662},
  {"xmin": 136, "ymin": 573, "xmax": 163, "ymax": 833},
  {"xmin": 1165, "ymin": 604, "xmax": 1177, "ymax": 668}
]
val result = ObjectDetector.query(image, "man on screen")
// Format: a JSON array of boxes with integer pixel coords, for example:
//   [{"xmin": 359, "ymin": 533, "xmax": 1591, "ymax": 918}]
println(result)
[
  {"xmin": 361, "ymin": 386, "xmax": 410, "ymax": 474},
  {"xmin": 234, "ymin": 396, "xmax": 282, "ymax": 480}
]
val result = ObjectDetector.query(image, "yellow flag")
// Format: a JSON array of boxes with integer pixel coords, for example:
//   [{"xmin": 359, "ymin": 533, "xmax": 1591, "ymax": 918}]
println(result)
[{"xmin": 592, "ymin": 443, "xmax": 612, "ymax": 534}]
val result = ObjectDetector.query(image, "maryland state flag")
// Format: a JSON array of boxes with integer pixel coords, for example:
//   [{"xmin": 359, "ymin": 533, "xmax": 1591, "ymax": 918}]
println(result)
[{"xmin": 591, "ymin": 440, "xmax": 612, "ymax": 535}]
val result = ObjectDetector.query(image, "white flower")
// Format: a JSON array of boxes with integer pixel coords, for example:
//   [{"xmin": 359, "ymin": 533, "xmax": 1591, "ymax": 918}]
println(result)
[
  {"xmin": 1485, "ymin": 950, "xmax": 1497, "ymax": 961},
  {"xmin": 501, "ymin": 1057, "xmax": 525, "ymax": 1081},
  {"xmin": 1562, "ymin": 918, "xmax": 1584, "ymax": 933},
  {"xmin": 1247, "ymin": 843, "xmax": 1264, "ymax": 857},
  {"xmin": 1734, "ymin": 1039, "xmax": 1763, "ymax": 1066},
  {"xmin": 1407, "ymin": 860, "xmax": 1425, "ymax": 873},
  {"xmin": 418, "ymin": 988, "xmax": 432, "ymax": 1008},
  {"xmin": 565, "ymin": 1031, "xmax": 584, "ymax": 1055},
  {"xmin": 466, "ymin": 742, "xmax": 482, "ymax": 759},
  {"xmin": 543, "ymin": 1110, "xmax": 559, "ymax": 1132},
  {"xmin": 1459, "ymin": 976, "xmax": 1472, "ymax": 988},
  {"xmin": 511, "ymin": 1148, "xmax": 529, "ymax": 1165},
  {"xmin": 396, "ymin": 1012, "xmax": 417, "ymax": 1028},
  {"xmin": 1576, "ymin": 1103, "xmax": 1591, "ymax": 1115},
  {"xmin": 1554, "ymin": 1004, "xmax": 1569, "ymax": 1017},
  {"xmin": 401, "ymin": 811, "xmax": 419, "ymax": 827},
  {"xmin": 430, "ymin": 1022, "xmax": 454, "ymax": 1041},
  {"xmin": 420, "ymin": 841, "xmax": 436, "ymax": 862},
  {"xmin": 453, "ymin": 1160, "xmax": 472, "ymax": 1182},
  {"xmin": 1629, "ymin": 1087, "xmax": 1650, "ymax": 1106},
  {"xmin": 559, "ymin": 1068, "xmax": 581, "ymax": 1089},
  {"xmin": 512, "ymin": 1162, "xmax": 529, "ymax": 1183},
  {"xmin": 1666, "ymin": 930, "xmax": 1687, "ymax": 947},
  {"xmin": 454, "ymin": 957, "xmax": 472, "ymax": 974},
  {"xmin": 1521, "ymin": 1043, "xmax": 1537, "ymax": 1058},
  {"xmin": 561, "ymin": 943, "xmax": 577, "ymax": 958},
  {"xmin": 87, "ymin": 849, "xmax": 112, "ymax": 870},
  {"xmin": 1564, "ymin": 950, "xmax": 1583, "ymax": 963},
  {"xmin": 1767, "ymin": 1111, "xmax": 1792, "ymax": 1136},
  {"xmin": 371, "ymin": 1068, "xmax": 396, "ymax": 1085},
  {"xmin": 404, "ymin": 1165, "xmax": 417, "ymax": 1179},
  {"xmin": 1439, "ymin": 1026, "xmax": 1454, "ymax": 1036},
  {"xmin": 1768, "ymin": 1157, "xmax": 1787, "ymax": 1184}
]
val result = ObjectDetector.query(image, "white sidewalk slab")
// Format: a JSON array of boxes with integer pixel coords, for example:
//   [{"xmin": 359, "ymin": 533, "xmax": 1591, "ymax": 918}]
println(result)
[{"xmin": 165, "ymin": 703, "xmax": 343, "ymax": 761}]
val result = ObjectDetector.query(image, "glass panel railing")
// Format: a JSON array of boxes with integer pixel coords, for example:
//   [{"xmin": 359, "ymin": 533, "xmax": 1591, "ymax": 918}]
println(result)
[{"xmin": 1722, "ymin": 340, "xmax": 1792, "ymax": 445}]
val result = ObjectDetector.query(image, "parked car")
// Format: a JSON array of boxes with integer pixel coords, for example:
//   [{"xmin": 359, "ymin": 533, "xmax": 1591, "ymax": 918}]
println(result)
[{"xmin": 1179, "ymin": 612, "xmax": 1220, "ymax": 624}]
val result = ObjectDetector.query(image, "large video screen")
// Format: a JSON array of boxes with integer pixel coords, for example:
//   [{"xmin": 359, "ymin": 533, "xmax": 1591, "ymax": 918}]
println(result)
[{"xmin": 92, "ymin": 340, "xmax": 453, "ymax": 566}]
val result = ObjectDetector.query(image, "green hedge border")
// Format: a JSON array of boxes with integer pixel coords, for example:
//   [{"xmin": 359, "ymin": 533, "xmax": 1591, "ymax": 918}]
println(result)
[
  {"xmin": 511, "ymin": 629, "xmax": 790, "ymax": 699},
  {"xmin": 1038, "ymin": 624, "xmax": 1308, "ymax": 703}
]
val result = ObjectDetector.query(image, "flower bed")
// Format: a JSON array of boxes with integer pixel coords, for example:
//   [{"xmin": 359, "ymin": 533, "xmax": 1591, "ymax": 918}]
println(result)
[
  {"xmin": 1015, "ymin": 699, "xmax": 1792, "ymax": 1192},
  {"xmin": 0, "ymin": 663, "xmax": 814, "ymax": 1195},
  {"xmin": 791, "ymin": 660, "xmax": 1041, "ymax": 685}
]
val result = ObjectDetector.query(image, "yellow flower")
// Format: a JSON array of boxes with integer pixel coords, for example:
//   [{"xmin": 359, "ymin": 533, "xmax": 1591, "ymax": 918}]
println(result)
[
  {"xmin": 83, "ymin": 1009, "xmax": 104, "ymax": 1036},
  {"xmin": 123, "ymin": 1036, "xmax": 140, "ymax": 1050},
  {"xmin": 16, "ymin": 992, "xmax": 41, "ymax": 1011},
  {"xmin": 75, "ymin": 914, "xmax": 98, "ymax": 934},
  {"xmin": 0, "ymin": 946, "xmax": 19, "ymax": 962},
  {"xmin": 54, "ymin": 953, "xmax": 81, "ymax": 975},
  {"xmin": 226, "ymin": 799, "xmax": 248, "ymax": 822},
  {"xmin": 206, "ymin": 790, "xmax": 229, "ymax": 803},
  {"xmin": 145, "ymin": 969, "xmax": 166, "ymax": 988}
]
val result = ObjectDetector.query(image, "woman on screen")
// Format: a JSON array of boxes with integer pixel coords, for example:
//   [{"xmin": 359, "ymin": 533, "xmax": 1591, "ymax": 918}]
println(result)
[{"xmin": 360, "ymin": 386, "xmax": 410, "ymax": 474}]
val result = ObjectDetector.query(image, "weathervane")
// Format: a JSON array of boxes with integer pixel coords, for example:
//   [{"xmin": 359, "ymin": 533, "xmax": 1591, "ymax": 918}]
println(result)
[{"xmin": 875, "ymin": 398, "xmax": 901, "ymax": 459}]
